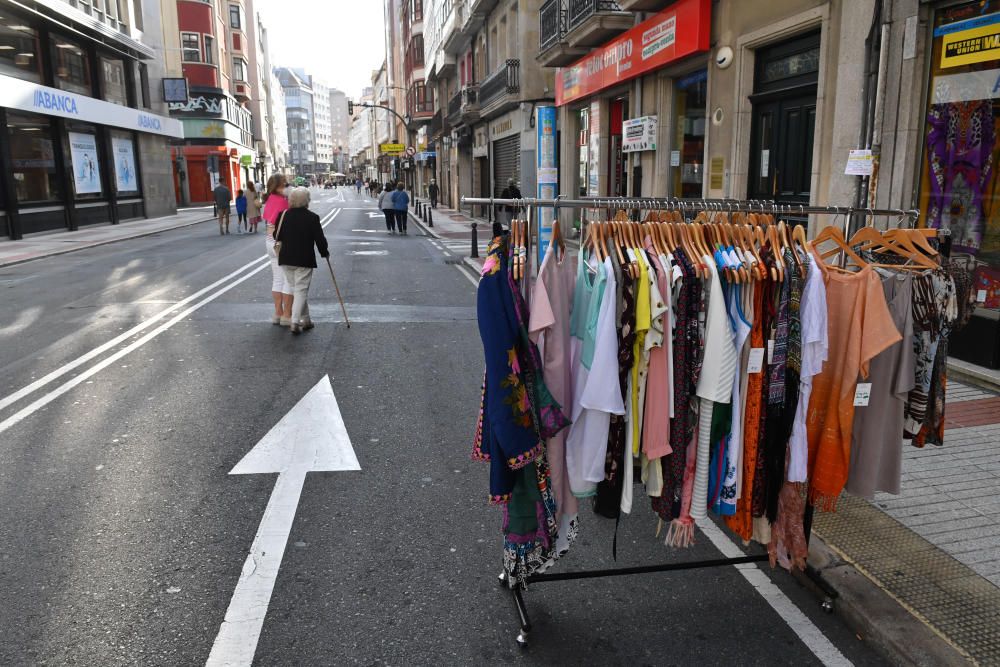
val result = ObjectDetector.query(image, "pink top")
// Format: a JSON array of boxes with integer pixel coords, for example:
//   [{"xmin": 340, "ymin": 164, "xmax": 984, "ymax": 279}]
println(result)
[
  {"xmin": 642, "ymin": 244, "xmax": 672, "ymax": 459},
  {"xmin": 262, "ymin": 193, "xmax": 289, "ymax": 226}
]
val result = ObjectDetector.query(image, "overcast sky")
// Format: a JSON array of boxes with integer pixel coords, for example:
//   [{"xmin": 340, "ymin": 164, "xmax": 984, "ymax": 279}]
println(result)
[{"xmin": 254, "ymin": 0, "xmax": 387, "ymax": 99}]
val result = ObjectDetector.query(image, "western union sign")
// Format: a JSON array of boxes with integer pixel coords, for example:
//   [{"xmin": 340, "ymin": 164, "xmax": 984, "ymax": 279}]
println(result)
[
  {"xmin": 941, "ymin": 22, "xmax": 1000, "ymax": 68},
  {"xmin": 380, "ymin": 143, "xmax": 405, "ymax": 155}
]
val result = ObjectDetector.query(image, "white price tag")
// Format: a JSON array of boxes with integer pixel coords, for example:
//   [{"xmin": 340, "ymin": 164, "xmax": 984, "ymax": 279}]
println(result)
[
  {"xmin": 977, "ymin": 289, "xmax": 987, "ymax": 303},
  {"xmin": 853, "ymin": 383, "xmax": 873, "ymax": 407},
  {"xmin": 747, "ymin": 348, "xmax": 765, "ymax": 374},
  {"xmin": 767, "ymin": 340, "xmax": 775, "ymax": 364}
]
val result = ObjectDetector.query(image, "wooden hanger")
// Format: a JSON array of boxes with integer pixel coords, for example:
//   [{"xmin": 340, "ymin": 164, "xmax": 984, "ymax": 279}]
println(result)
[
  {"xmin": 551, "ymin": 219, "xmax": 565, "ymax": 258},
  {"xmin": 812, "ymin": 224, "xmax": 867, "ymax": 272}
]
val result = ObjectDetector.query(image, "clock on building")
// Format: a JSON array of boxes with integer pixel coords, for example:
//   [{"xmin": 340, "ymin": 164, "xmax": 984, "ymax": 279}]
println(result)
[{"xmin": 162, "ymin": 78, "xmax": 189, "ymax": 104}]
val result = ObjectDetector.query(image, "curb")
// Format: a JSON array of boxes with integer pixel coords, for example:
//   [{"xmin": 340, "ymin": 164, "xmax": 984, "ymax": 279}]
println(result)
[
  {"xmin": 409, "ymin": 209, "xmax": 483, "ymax": 281},
  {"xmin": 0, "ymin": 216, "xmax": 216, "ymax": 269},
  {"xmin": 945, "ymin": 359, "xmax": 1000, "ymax": 394},
  {"xmin": 408, "ymin": 208, "xmax": 444, "ymax": 239},
  {"xmin": 801, "ymin": 536, "xmax": 971, "ymax": 667}
]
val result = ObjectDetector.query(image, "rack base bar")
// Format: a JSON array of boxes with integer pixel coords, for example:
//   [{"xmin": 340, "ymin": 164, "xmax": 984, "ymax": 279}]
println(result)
[
  {"xmin": 504, "ymin": 553, "xmax": 770, "ymax": 647},
  {"xmin": 525, "ymin": 553, "xmax": 769, "ymax": 584}
]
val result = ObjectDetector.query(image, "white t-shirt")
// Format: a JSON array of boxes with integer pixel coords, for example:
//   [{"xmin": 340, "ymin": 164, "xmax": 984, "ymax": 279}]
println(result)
[
  {"xmin": 788, "ymin": 258, "xmax": 829, "ymax": 482},
  {"xmin": 696, "ymin": 258, "xmax": 737, "ymax": 402}
]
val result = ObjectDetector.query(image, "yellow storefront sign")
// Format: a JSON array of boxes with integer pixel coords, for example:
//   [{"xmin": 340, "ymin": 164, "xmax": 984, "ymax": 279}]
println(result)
[
  {"xmin": 380, "ymin": 143, "xmax": 405, "ymax": 155},
  {"xmin": 941, "ymin": 22, "xmax": 1000, "ymax": 68}
]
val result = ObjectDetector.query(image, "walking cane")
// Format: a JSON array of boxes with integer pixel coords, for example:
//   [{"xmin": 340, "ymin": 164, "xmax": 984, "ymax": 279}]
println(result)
[{"xmin": 324, "ymin": 257, "xmax": 351, "ymax": 328}]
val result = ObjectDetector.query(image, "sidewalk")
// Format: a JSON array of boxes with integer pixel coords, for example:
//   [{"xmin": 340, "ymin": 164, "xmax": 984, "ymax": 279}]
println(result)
[
  {"xmin": 812, "ymin": 378, "xmax": 1000, "ymax": 665},
  {"xmin": 0, "ymin": 206, "xmax": 215, "ymax": 268}
]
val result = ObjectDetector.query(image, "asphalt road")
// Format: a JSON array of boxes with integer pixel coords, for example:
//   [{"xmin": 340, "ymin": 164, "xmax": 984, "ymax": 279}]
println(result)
[{"xmin": 0, "ymin": 188, "xmax": 887, "ymax": 665}]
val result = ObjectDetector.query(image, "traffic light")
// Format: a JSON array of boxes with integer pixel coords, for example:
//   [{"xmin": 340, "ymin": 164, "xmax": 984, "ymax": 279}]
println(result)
[{"xmin": 348, "ymin": 101, "xmax": 354, "ymax": 115}]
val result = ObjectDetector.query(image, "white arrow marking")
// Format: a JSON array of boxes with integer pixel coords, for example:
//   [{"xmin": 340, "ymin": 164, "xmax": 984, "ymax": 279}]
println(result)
[
  {"xmin": 206, "ymin": 375, "xmax": 359, "ymax": 667},
  {"xmin": 367, "ymin": 211, "xmax": 385, "ymax": 219}
]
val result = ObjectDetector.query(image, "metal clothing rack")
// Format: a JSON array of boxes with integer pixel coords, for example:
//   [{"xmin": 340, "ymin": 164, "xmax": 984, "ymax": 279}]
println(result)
[{"xmin": 461, "ymin": 195, "xmax": 926, "ymax": 647}]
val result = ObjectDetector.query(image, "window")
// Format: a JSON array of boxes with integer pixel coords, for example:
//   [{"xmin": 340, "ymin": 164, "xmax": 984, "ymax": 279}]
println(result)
[
  {"xmin": 413, "ymin": 35, "xmax": 424, "ymax": 66},
  {"xmin": 204, "ymin": 35, "xmax": 214, "ymax": 65},
  {"xmin": 132, "ymin": 0, "xmax": 144, "ymax": 31},
  {"xmin": 51, "ymin": 36, "xmax": 92, "ymax": 96},
  {"xmin": 101, "ymin": 56, "xmax": 128, "ymax": 105},
  {"xmin": 138, "ymin": 62, "xmax": 150, "ymax": 108},
  {"xmin": 0, "ymin": 16, "xmax": 42, "ymax": 83},
  {"xmin": 7, "ymin": 112, "xmax": 62, "ymax": 203},
  {"xmin": 410, "ymin": 0, "xmax": 422, "ymax": 22},
  {"xmin": 232, "ymin": 58, "xmax": 246, "ymax": 82},
  {"xmin": 182, "ymin": 32, "xmax": 200, "ymax": 62},
  {"xmin": 229, "ymin": 4, "xmax": 242, "ymax": 29}
]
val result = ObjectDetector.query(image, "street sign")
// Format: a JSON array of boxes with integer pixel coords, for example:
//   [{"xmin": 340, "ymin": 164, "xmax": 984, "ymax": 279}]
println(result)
[
  {"xmin": 405, "ymin": 146, "xmax": 416, "ymax": 156},
  {"xmin": 380, "ymin": 143, "xmax": 405, "ymax": 155},
  {"xmin": 207, "ymin": 375, "xmax": 360, "ymax": 666}
]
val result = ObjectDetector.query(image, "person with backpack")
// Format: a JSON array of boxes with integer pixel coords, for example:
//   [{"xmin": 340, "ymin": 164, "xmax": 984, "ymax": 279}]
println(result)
[{"xmin": 391, "ymin": 182, "xmax": 410, "ymax": 235}]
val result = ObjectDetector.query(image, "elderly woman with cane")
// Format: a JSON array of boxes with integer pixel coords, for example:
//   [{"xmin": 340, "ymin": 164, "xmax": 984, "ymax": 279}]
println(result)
[{"xmin": 273, "ymin": 187, "xmax": 330, "ymax": 335}]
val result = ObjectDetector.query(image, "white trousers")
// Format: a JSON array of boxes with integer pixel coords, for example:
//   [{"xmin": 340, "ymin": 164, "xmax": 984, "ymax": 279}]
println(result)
[
  {"xmin": 282, "ymin": 266, "xmax": 314, "ymax": 324},
  {"xmin": 266, "ymin": 235, "xmax": 291, "ymax": 294}
]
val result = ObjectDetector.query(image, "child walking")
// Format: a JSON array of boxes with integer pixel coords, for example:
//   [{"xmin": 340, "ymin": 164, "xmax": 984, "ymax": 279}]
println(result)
[{"xmin": 235, "ymin": 189, "xmax": 248, "ymax": 233}]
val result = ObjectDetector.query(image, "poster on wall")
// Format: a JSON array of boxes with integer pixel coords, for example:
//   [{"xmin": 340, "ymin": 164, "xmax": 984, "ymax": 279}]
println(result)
[
  {"xmin": 68, "ymin": 131, "xmax": 102, "ymax": 194},
  {"xmin": 622, "ymin": 116, "xmax": 657, "ymax": 152},
  {"xmin": 536, "ymin": 106, "xmax": 557, "ymax": 265},
  {"xmin": 112, "ymin": 136, "xmax": 138, "ymax": 192}
]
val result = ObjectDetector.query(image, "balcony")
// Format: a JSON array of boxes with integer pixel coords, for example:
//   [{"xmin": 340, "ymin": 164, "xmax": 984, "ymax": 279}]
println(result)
[
  {"xmin": 618, "ymin": 0, "xmax": 671, "ymax": 8},
  {"xmin": 479, "ymin": 60, "xmax": 519, "ymax": 117},
  {"xmin": 460, "ymin": 84, "xmax": 480, "ymax": 124},
  {"xmin": 566, "ymin": 0, "xmax": 633, "ymax": 47},
  {"xmin": 538, "ymin": 0, "xmax": 589, "ymax": 68},
  {"xmin": 443, "ymin": 3, "xmax": 466, "ymax": 55}
]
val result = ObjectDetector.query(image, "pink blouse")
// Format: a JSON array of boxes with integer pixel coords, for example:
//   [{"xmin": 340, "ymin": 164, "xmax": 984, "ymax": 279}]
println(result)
[{"xmin": 262, "ymin": 194, "xmax": 289, "ymax": 225}]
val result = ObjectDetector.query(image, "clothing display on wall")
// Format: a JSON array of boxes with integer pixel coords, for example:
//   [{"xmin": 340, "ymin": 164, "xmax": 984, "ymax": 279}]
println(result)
[{"xmin": 474, "ymin": 206, "xmax": 965, "ymax": 586}]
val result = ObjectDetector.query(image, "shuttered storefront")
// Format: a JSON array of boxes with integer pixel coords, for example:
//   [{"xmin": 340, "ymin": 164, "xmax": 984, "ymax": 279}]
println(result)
[{"xmin": 491, "ymin": 135, "xmax": 520, "ymax": 196}]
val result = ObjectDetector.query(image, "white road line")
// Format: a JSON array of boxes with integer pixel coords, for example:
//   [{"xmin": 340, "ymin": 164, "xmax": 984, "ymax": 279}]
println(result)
[
  {"xmin": 0, "ymin": 208, "xmax": 340, "ymax": 436},
  {"xmin": 697, "ymin": 519, "xmax": 853, "ymax": 666}
]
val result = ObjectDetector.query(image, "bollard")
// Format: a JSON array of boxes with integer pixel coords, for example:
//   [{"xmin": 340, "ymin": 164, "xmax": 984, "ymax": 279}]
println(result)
[
  {"xmin": 471, "ymin": 222, "xmax": 479, "ymax": 258},
  {"xmin": 423, "ymin": 206, "xmax": 429, "ymax": 224},
  {"xmin": 427, "ymin": 207, "xmax": 433, "ymax": 227}
]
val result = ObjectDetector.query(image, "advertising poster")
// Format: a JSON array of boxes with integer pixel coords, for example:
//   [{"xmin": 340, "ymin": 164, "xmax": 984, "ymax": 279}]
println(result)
[
  {"xmin": 536, "ymin": 106, "xmax": 557, "ymax": 265},
  {"xmin": 112, "ymin": 136, "xmax": 138, "ymax": 192},
  {"xmin": 69, "ymin": 131, "xmax": 102, "ymax": 194},
  {"xmin": 622, "ymin": 115, "xmax": 658, "ymax": 152}
]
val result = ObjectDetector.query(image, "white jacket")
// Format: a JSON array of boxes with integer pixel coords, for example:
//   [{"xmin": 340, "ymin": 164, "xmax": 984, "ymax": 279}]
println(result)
[{"xmin": 378, "ymin": 191, "xmax": 392, "ymax": 210}]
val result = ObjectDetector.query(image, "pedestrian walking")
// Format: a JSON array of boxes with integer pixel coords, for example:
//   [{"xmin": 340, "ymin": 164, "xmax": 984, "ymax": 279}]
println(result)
[
  {"xmin": 246, "ymin": 181, "xmax": 262, "ymax": 233},
  {"xmin": 235, "ymin": 189, "xmax": 248, "ymax": 233},
  {"xmin": 391, "ymin": 182, "xmax": 409, "ymax": 235},
  {"xmin": 273, "ymin": 187, "xmax": 330, "ymax": 335},
  {"xmin": 262, "ymin": 174, "xmax": 293, "ymax": 326},
  {"xmin": 213, "ymin": 181, "xmax": 232, "ymax": 235},
  {"xmin": 378, "ymin": 183, "xmax": 396, "ymax": 234},
  {"xmin": 428, "ymin": 179, "xmax": 439, "ymax": 209},
  {"xmin": 355, "ymin": 178, "xmax": 363, "ymax": 195}
]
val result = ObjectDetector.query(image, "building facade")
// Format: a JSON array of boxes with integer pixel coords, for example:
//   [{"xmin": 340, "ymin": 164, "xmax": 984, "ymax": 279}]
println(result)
[
  {"xmin": 328, "ymin": 87, "xmax": 349, "ymax": 174},
  {"xmin": 275, "ymin": 67, "xmax": 314, "ymax": 176},
  {"xmin": 166, "ymin": 0, "xmax": 256, "ymax": 204},
  {"xmin": 0, "ymin": 0, "xmax": 181, "ymax": 240},
  {"xmin": 311, "ymin": 75, "xmax": 332, "ymax": 176}
]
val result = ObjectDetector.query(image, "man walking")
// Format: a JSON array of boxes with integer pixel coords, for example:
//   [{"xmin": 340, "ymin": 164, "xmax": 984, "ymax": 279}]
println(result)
[
  {"xmin": 355, "ymin": 177, "xmax": 363, "ymax": 196},
  {"xmin": 428, "ymin": 179, "xmax": 439, "ymax": 209},
  {"xmin": 391, "ymin": 182, "xmax": 410, "ymax": 235},
  {"xmin": 214, "ymin": 180, "xmax": 233, "ymax": 235}
]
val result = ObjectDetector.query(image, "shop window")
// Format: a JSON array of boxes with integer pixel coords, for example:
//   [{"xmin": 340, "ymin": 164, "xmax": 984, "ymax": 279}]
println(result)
[
  {"xmin": 7, "ymin": 112, "xmax": 62, "ymax": 204},
  {"xmin": 920, "ymin": 5, "xmax": 1000, "ymax": 320},
  {"xmin": 182, "ymin": 33, "xmax": 200, "ymax": 62},
  {"xmin": 52, "ymin": 36, "xmax": 92, "ymax": 96},
  {"xmin": 65, "ymin": 124, "xmax": 104, "ymax": 198},
  {"xmin": 673, "ymin": 69, "xmax": 707, "ymax": 198},
  {"xmin": 101, "ymin": 57, "xmax": 128, "ymax": 106},
  {"xmin": 204, "ymin": 36, "xmax": 214, "ymax": 65},
  {"xmin": 110, "ymin": 130, "xmax": 139, "ymax": 194},
  {"xmin": 0, "ymin": 16, "xmax": 42, "ymax": 82}
]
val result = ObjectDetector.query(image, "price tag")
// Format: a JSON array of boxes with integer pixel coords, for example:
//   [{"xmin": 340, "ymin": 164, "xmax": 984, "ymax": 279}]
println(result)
[
  {"xmin": 747, "ymin": 348, "xmax": 765, "ymax": 373},
  {"xmin": 977, "ymin": 289, "xmax": 987, "ymax": 303},
  {"xmin": 853, "ymin": 383, "xmax": 873, "ymax": 407},
  {"xmin": 767, "ymin": 340, "xmax": 775, "ymax": 364}
]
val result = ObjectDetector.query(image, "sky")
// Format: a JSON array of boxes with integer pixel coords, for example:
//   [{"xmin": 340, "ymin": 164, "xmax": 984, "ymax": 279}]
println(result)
[{"xmin": 254, "ymin": 0, "xmax": 387, "ymax": 99}]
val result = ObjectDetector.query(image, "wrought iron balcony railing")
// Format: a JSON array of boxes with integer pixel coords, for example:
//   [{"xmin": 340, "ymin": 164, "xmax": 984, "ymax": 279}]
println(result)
[
  {"xmin": 540, "ymin": 0, "xmax": 565, "ymax": 52},
  {"xmin": 568, "ymin": 0, "xmax": 622, "ymax": 31},
  {"xmin": 479, "ymin": 60, "xmax": 520, "ymax": 108}
]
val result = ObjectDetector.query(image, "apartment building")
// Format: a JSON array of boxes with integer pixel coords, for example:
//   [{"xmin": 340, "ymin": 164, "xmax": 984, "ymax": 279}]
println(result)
[
  {"xmin": 0, "ymin": 0, "xmax": 181, "ymax": 239},
  {"xmin": 329, "ymin": 88, "xmax": 350, "ymax": 174}
]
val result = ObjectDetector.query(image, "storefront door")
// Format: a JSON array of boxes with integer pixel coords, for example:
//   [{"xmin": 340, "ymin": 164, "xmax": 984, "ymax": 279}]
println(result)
[{"xmin": 747, "ymin": 32, "xmax": 820, "ymax": 207}]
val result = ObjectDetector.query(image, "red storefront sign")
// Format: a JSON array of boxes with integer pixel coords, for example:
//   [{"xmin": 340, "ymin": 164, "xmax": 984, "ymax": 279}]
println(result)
[{"xmin": 555, "ymin": 0, "xmax": 712, "ymax": 106}]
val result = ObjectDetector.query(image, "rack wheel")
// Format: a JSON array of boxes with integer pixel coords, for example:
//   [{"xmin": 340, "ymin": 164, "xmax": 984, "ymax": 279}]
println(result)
[
  {"xmin": 516, "ymin": 631, "xmax": 529, "ymax": 648},
  {"xmin": 821, "ymin": 598, "xmax": 834, "ymax": 614}
]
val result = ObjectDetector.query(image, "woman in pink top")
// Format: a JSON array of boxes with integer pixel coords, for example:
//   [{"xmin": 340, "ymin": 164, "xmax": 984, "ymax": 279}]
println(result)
[{"xmin": 262, "ymin": 174, "xmax": 292, "ymax": 325}]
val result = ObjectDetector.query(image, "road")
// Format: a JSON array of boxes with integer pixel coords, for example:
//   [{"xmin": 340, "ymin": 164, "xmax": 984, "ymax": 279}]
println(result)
[{"xmin": 0, "ymin": 188, "xmax": 886, "ymax": 665}]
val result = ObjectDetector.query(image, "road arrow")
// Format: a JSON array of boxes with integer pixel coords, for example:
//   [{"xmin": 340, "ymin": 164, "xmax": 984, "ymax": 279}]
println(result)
[
  {"xmin": 367, "ymin": 211, "xmax": 385, "ymax": 219},
  {"xmin": 206, "ymin": 375, "xmax": 360, "ymax": 667}
]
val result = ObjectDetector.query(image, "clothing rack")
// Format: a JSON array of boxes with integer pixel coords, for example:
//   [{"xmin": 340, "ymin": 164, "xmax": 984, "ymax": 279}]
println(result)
[{"xmin": 461, "ymin": 195, "xmax": 932, "ymax": 647}]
